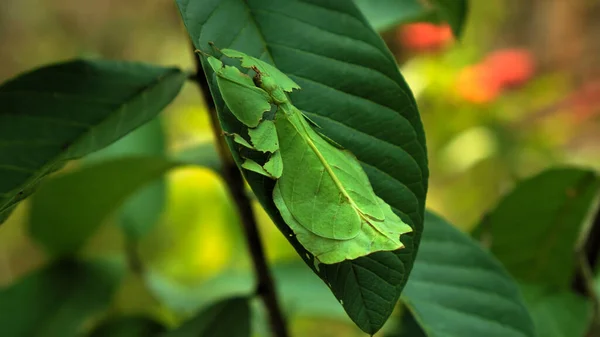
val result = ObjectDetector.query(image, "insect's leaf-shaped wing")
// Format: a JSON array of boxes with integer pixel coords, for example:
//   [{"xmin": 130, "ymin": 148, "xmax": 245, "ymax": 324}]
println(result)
[
  {"xmin": 221, "ymin": 49, "xmax": 301, "ymax": 93},
  {"xmin": 274, "ymin": 184, "xmax": 410, "ymax": 264},
  {"xmin": 275, "ymin": 110, "xmax": 394, "ymax": 240},
  {"xmin": 301, "ymin": 110, "xmax": 385, "ymax": 221},
  {"xmin": 207, "ymin": 57, "xmax": 271, "ymax": 128},
  {"xmin": 275, "ymin": 111, "xmax": 361, "ymax": 240}
]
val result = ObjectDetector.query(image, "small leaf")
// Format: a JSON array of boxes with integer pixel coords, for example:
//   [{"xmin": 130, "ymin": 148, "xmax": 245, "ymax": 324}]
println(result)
[
  {"xmin": 354, "ymin": 0, "xmax": 469, "ymax": 36},
  {"xmin": 29, "ymin": 157, "xmax": 180, "ymax": 256},
  {"xmin": 0, "ymin": 60, "xmax": 186, "ymax": 224},
  {"xmin": 173, "ymin": 142, "xmax": 222, "ymax": 173},
  {"xmin": 478, "ymin": 168, "xmax": 600, "ymax": 289},
  {"xmin": 354, "ymin": 0, "xmax": 434, "ymax": 32},
  {"xmin": 178, "ymin": 0, "xmax": 428, "ymax": 333},
  {"xmin": 430, "ymin": 0, "xmax": 469, "ymax": 37},
  {"xmin": 88, "ymin": 315, "xmax": 166, "ymax": 337},
  {"xmin": 0, "ymin": 258, "xmax": 125, "ymax": 337},
  {"xmin": 385, "ymin": 309, "xmax": 427, "ymax": 337},
  {"xmin": 402, "ymin": 211, "xmax": 535, "ymax": 337},
  {"xmin": 520, "ymin": 284, "xmax": 592, "ymax": 337},
  {"xmin": 160, "ymin": 297, "xmax": 251, "ymax": 337},
  {"xmin": 145, "ymin": 262, "xmax": 346, "ymax": 320}
]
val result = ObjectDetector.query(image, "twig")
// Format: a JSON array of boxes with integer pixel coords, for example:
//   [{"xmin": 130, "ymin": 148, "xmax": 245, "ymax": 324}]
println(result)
[
  {"xmin": 190, "ymin": 44, "xmax": 290, "ymax": 337},
  {"xmin": 572, "ymin": 196, "xmax": 600, "ymax": 336}
]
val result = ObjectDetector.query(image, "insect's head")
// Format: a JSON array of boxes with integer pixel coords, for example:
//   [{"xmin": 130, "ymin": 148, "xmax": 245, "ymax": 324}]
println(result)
[
  {"xmin": 251, "ymin": 66, "xmax": 263, "ymax": 86},
  {"xmin": 251, "ymin": 66, "xmax": 276, "ymax": 94},
  {"xmin": 255, "ymin": 72, "xmax": 278, "ymax": 94}
]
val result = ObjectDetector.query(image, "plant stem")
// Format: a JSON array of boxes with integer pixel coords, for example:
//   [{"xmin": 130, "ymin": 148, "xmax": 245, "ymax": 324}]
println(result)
[
  {"xmin": 572, "ymin": 197, "xmax": 600, "ymax": 337},
  {"xmin": 191, "ymin": 47, "xmax": 290, "ymax": 337}
]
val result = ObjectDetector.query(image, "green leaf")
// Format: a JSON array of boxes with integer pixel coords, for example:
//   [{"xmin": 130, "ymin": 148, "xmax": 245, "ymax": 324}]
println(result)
[
  {"xmin": 402, "ymin": 211, "xmax": 535, "ymax": 337},
  {"xmin": 29, "ymin": 157, "xmax": 180, "ymax": 256},
  {"xmin": 430, "ymin": 0, "xmax": 468, "ymax": 37},
  {"xmin": 354, "ymin": 0, "xmax": 468, "ymax": 36},
  {"xmin": 0, "ymin": 258, "xmax": 125, "ymax": 337},
  {"xmin": 0, "ymin": 60, "xmax": 186, "ymax": 224},
  {"xmin": 160, "ymin": 297, "xmax": 251, "ymax": 337},
  {"xmin": 85, "ymin": 118, "xmax": 168, "ymax": 240},
  {"xmin": 178, "ymin": 1, "xmax": 428, "ymax": 333},
  {"xmin": 478, "ymin": 168, "xmax": 600, "ymax": 289},
  {"xmin": 88, "ymin": 315, "xmax": 166, "ymax": 337},
  {"xmin": 146, "ymin": 262, "xmax": 346, "ymax": 321},
  {"xmin": 83, "ymin": 117, "xmax": 167, "ymax": 164},
  {"xmin": 354, "ymin": 0, "xmax": 433, "ymax": 32},
  {"xmin": 385, "ymin": 309, "xmax": 427, "ymax": 337},
  {"xmin": 520, "ymin": 284, "xmax": 592, "ymax": 337},
  {"xmin": 173, "ymin": 142, "xmax": 221, "ymax": 173}
]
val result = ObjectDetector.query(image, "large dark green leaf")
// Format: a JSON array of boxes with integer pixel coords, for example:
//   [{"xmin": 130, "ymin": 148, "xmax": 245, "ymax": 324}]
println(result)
[
  {"xmin": 178, "ymin": 0, "xmax": 428, "ymax": 333},
  {"xmin": 520, "ymin": 284, "xmax": 592, "ymax": 337},
  {"xmin": 0, "ymin": 258, "xmax": 125, "ymax": 337},
  {"xmin": 354, "ymin": 0, "xmax": 468, "ymax": 36},
  {"xmin": 88, "ymin": 315, "xmax": 166, "ymax": 337},
  {"xmin": 29, "ymin": 157, "xmax": 180, "ymax": 256},
  {"xmin": 160, "ymin": 297, "xmax": 251, "ymax": 337},
  {"xmin": 478, "ymin": 168, "xmax": 600, "ymax": 289},
  {"xmin": 402, "ymin": 212, "xmax": 535, "ymax": 337},
  {"xmin": 0, "ymin": 60, "xmax": 186, "ymax": 224},
  {"xmin": 85, "ymin": 118, "xmax": 168, "ymax": 240}
]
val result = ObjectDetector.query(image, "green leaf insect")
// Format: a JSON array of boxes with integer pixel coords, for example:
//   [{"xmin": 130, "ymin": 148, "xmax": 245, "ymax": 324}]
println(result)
[{"xmin": 204, "ymin": 48, "xmax": 412, "ymax": 264}]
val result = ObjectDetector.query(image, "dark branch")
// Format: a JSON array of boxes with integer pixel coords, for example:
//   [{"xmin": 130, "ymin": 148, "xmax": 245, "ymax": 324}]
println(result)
[
  {"xmin": 572, "ymin": 203, "xmax": 600, "ymax": 295},
  {"xmin": 190, "ymin": 44, "xmax": 290, "ymax": 337},
  {"xmin": 572, "ymin": 202, "xmax": 600, "ymax": 337}
]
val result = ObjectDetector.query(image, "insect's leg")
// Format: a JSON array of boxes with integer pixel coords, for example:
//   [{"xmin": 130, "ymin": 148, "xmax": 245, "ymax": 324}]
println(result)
[
  {"xmin": 241, "ymin": 158, "xmax": 277, "ymax": 179},
  {"xmin": 263, "ymin": 150, "xmax": 282, "ymax": 178},
  {"xmin": 206, "ymin": 56, "xmax": 225, "ymax": 73},
  {"xmin": 194, "ymin": 48, "xmax": 211, "ymax": 58},
  {"xmin": 223, "ymin": 131, "xmax": 256, "ymax": 150},
  {"xmin": 248, "ymin": 120, "xmax": 278, "ymax": 153},
  {"xmin": 208, "ymin": 42, "xmax": 223, "ymax": 55}
]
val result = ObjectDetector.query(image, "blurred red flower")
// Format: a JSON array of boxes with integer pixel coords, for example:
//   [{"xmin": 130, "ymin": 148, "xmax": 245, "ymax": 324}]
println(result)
[
  {"xmin": 456, "ymin": 48, "xmax": 535, "ymax": 103},
  {"xmin": 455, "ymin": 63, "xmax": 503, "ymax": 104},
  {"xmin": 483, "ymin": 49, "xmax": 535, "ymax": 88},
  {"xmin": 398, "ymin": 23, "xmax": 453, "ymax": 52}
]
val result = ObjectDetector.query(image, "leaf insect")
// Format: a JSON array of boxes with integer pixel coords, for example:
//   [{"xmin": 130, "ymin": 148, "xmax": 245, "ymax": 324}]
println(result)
[{"xmin": 200, "ymin": 46, "xmax": 412, "ymax": 264}]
